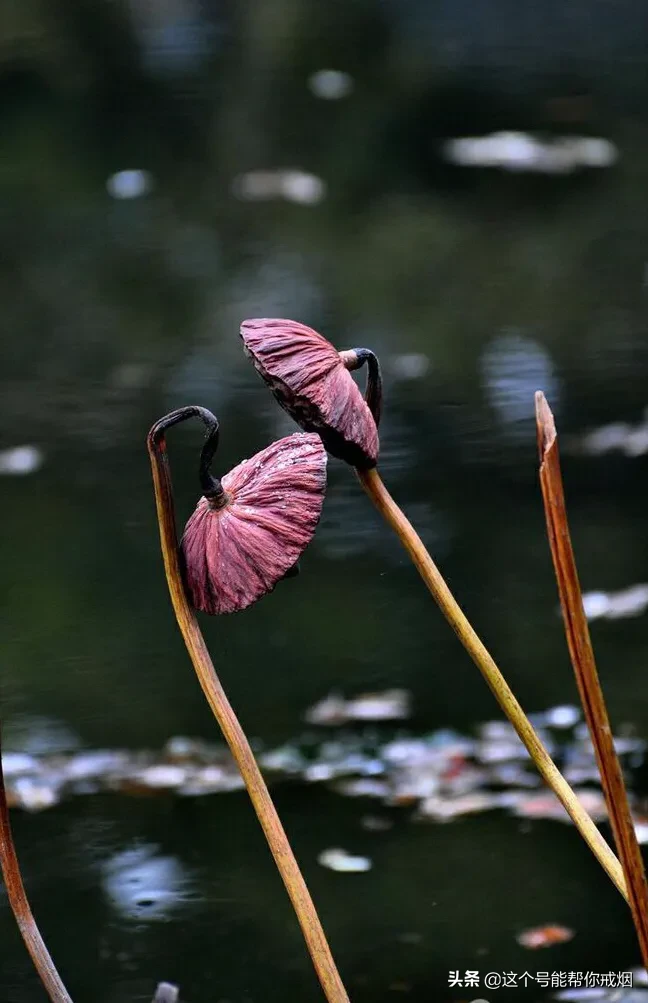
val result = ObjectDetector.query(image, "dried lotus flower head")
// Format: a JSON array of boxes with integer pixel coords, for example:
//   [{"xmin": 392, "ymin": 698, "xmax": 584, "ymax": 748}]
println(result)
[
  {"xmin": 181, "ymin": 429, "xmax": 327, "ymax": 614},
  {"xmin": 240, "ymin": 318, "xmax": 381, "ymax": 468}
]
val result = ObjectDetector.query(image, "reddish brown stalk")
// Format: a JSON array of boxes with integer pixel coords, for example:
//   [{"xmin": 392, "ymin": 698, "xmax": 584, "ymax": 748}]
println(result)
[
  {"xmin": 0, "ymin": 726, "xmax": 73, "ymax": 1002},
  {"xmin": 535, "ymin": 391, "xmax": 648, "ymax": 964},
  {"xmin": 147, "ymin": 414, "xmax": 349, "ymax": 1003}
]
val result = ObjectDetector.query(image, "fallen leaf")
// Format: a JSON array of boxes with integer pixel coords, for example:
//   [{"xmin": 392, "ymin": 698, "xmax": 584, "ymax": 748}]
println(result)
[{"xmin": 516, "ymin": 924, "xmax": 574, "ymax": 948}]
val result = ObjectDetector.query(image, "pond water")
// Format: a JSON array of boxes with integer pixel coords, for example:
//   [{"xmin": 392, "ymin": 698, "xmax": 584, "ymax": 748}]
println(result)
[{"xmin": 2, "ymin": 3, "xmax": 648, "ymax": 1000}]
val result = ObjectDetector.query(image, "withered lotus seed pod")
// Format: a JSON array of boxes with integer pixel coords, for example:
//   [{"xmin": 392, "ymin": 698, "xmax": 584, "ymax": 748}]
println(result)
[
  {"xmin": 181, "ymin": 431, "xmax": 327, "ymax": 615},
  {"xmin": 240, "ymin": 318, "xmax": 381, "ymax": 468}
]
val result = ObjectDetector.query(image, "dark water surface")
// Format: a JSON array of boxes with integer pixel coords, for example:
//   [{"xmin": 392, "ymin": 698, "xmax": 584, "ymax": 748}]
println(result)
[{"xmin": 2, "ymin": 3, "xmax": 648, "ymax": 1000}]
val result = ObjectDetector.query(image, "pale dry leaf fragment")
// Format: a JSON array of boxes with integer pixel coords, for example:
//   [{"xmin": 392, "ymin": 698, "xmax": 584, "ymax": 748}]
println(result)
[
  {"xmin": 317, "ymin": 848, "xmax": 372, "ymax": 873},
  {"xmin": 516, "ymin": 924, "xmax": 574, "ymax": 948}
]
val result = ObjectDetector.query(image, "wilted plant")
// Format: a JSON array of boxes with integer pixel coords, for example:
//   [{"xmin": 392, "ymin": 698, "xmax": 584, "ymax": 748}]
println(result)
[
  {"xmin": 147, "ymin": 406, "xmax": 349, "ymax": 1003},
  {"xmin": 3, "ymin": 339, "xmax": 645, "ymax": 1003},
  {"xmin": 240, "ymin": 318, "xmax": 627, "ymax": 899}
]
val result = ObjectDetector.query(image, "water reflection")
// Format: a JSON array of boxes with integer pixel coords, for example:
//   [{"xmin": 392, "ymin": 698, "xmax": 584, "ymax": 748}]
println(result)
[{"xmin": 102, "ymin": 844, "xmax": 194, "ymax": 921}]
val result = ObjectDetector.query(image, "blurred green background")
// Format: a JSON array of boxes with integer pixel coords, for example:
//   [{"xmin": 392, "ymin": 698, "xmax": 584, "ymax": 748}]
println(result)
[{"xmin": 2, "ymin": 1, "xmax": 648, "ymax": 1000}]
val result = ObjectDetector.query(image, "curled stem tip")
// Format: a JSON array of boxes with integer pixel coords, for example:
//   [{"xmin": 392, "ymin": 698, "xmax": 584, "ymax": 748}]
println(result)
[
  {"xmin": 356, "ymin": 463, "xmax": 627, "ymax": 901},
  {"xmin": 0, "ymin": 728, "xmax": 73, "ymax": 1002},
  {"xmin": 536, "ymin": 391, "xmax": 648, "ymax": 966},
  {"xmin": 340, "ymin": 347, "xmax": 382, "ymax": 426},
  {"xmin": 147, "ymin": 415, "xmax": 349, "ymax": 1003},
  {"xmin": 147, "ymin": 406, "xmax": 226, "ymax": 506}
]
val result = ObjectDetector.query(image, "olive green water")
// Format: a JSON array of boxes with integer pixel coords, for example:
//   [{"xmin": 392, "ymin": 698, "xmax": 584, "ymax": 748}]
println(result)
[{"xmin": 2, "ymin": 3, "xmax": 648, "ymax": 1000}]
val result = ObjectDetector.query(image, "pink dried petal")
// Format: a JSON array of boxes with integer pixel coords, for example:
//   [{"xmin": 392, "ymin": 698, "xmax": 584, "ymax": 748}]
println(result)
[
  {"xmin": 181, "ymin": 433, "xmax": 326, "ymax": 614},
  {"xmin": 240, "ymin": 318, "xmax": 379, "ymax": 468}
]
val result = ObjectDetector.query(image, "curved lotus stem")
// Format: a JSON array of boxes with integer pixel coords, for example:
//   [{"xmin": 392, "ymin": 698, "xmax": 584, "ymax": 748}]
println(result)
[
  {"xmin": 147, "ymin": 409, "xmax": 350, "ymax": 1003},
  {"xmin": 356, "ymin": 464, "xmax": 627, "ymax": 900},
  {"xmin": 0, "ymin": 727, "xmax": 73, "ymax": 1002},
  {"xmin": 238, "ymin": 318, "xmax": 626, "ymax": 898},
  {"xmin": 346, "ymin": 355, "xmax": 629, "ymax": 898}
]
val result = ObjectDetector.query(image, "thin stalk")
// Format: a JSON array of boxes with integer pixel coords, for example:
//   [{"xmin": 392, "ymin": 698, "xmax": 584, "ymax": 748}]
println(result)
[
  {"xmin": 147, "ymin": 413, "xmax": 350, "ymax": 1003},
  {"xmin": 0, "ymin": 725, "xmax": 73, "ymax": 1002},
  {"xmin": 535, "ymin": 391, "xmax": 648, "ymax": 964},
  {"xmin": 356, "ymin": 464, "xmax": 627, "ymax": 900}
]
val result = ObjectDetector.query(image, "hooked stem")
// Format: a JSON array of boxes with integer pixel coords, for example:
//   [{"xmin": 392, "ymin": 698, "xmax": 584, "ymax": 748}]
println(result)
[
  {"xmin": 0, "ymin": 725, "xmax": 73, "ymax": 1002},
  {"xmin": 340, "ymin": 348, "xmax": 382, "ymax": 426},
  {"xmin": 356, "ymin": 464, "xmax": 627, "ymax": 901},
  {"xmin": 147, "ymin": 410, "xmax": 350, "ymax": 1003}
]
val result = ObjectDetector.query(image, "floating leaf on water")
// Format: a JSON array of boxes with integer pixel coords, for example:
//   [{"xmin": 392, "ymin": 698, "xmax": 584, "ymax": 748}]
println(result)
[
  {"xmin": 232, "ymin": 169, "xmax": 326, "ymax": 205},
  {"xmin": 179, "ymin": 765, "xmax": 244, "ymax": 796},
  {"xmin": 106, "ymin": 169, "xmax": 153, "ymax": 199},
  {"xmin": 332, "ymin": 778, "xmax": 390, "ymax": 799},
  {"xmin": 516, "ymin": 924, "xmax": 574, "ymax": 948},
  {"xmin": 131, "ymin": 765, "xmax": 188, "ymax": 789},
  {"xmin": 361, "ymin": 815, "xmax": 393, "ymax": 831},
  {"xmin": 543, "ymin": 705, "xmax": 581, "ymax": 729},
  {"xmin": 259, "ymin": 744, "xmax": 308, "ymax": 774},
  {"xmin": 305, "ymin": 689, "xmax": 411, "ymax": 725},
  {"xmin": 152, "ymin": 983, "xmax": 180, "ymax": 1003},
  {"xmin": 0, "ymin": 445, "xmax": 43, "ymax": 475},
  {"xmin": 163, "ymin": 736, "xmax": 212, "ymax": 763},
  {"xmin": 444, "ymin": 132, "xmax": 617, "ymax": 173},
  {"xmin": 511, "ymin": 789, "xmax": 607, "ymax": 823},
  {"xmin": 64, "ymin": 751, "xmax": 129, "ymax": 781},
  {"xmin": 317, "ymin": 848, "xmax": 372, "ymax": 873},
  {"xmin": 308, "ymin": 69, "xmax": 353, "ymax": 100},
  {"xmin": 9, "ymin": 777, "xmax": 60, "ymax": 812},
  {"xmin": 1, "ymin": 753, "xmax": 40, "ymax": 778},
  {"xmin": 582, "ymin": 585, "xmax": 648, "ymax": 621},
  {"xmin": 418, "ymin": 792, "xmax": 500, "ymax": 822}
]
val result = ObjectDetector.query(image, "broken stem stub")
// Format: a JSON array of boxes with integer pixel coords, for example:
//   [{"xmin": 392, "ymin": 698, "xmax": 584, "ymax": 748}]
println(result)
[{"xmin": 536, "ymin": 389, "xmax": 648, "ymax": 967}]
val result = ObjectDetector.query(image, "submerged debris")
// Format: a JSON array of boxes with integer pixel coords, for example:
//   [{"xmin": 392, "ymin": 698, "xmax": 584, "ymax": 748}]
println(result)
[
  {"xmin": 318, "ymin": 848, "xmax": 372, "ymax": 873},
  {"xmin": 516, "ymin": 924, "xmax": 575, "ymax": 948}
]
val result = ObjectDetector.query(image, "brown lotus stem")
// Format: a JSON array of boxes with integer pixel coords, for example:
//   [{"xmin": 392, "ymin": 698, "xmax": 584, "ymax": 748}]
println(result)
[
  {"xmin": 147, "ymin": 415, "xmax": 350, "ymax": 1003},
  {"xmin": 0, "ymin": 726, "xmax": 73, "ymax": 1002},
  {"xmin": 536, "ymin": 391, "xmax": 648, "ymax": 963},
  {"xmin": 356, "ymin": 464, "xmax": 627, "ymax": 900}
]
